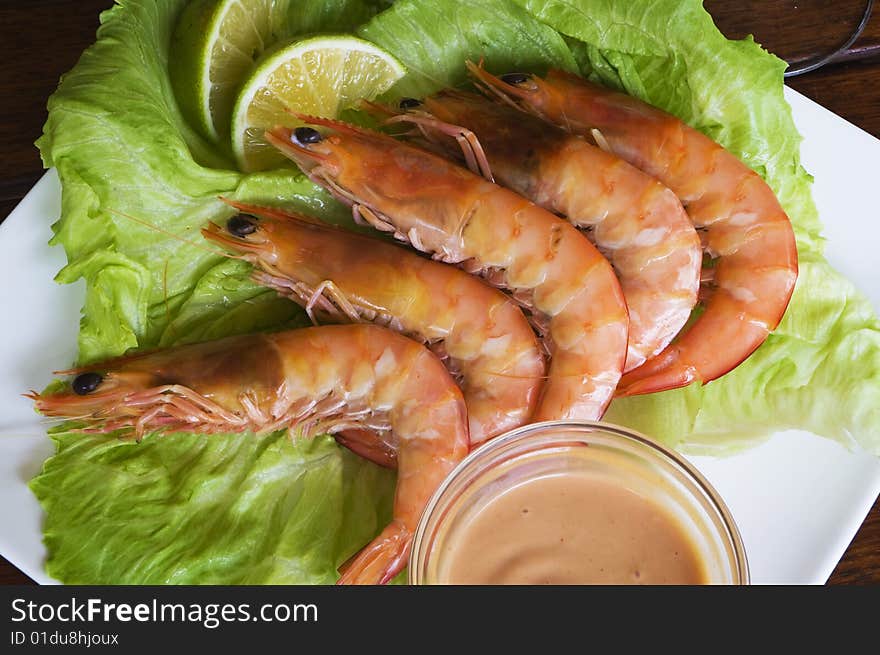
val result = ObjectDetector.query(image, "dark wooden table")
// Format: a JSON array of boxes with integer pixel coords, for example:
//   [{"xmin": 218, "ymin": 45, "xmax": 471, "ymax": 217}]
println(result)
[{"xmin": 1, "ymin": 1, "xmax": 878, "ymax": 584}]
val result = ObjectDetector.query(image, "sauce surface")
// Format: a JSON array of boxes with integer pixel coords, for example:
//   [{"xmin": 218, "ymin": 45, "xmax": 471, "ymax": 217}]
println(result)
[{"xmin": 440, "ymin": 473, "xmax": 707, "ymax": 584}]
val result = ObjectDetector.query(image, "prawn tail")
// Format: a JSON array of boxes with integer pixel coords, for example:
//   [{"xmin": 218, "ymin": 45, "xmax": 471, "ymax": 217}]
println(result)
[
  {"xmin": 618, "ymin": 294, "xmax": 780, "ymax": 396},
  {"xmin": 336, "ymin": 521, "xmax": 411, "ymax": 585},
  {"xmin": 335, "ymin": 429, "xmax": 398, "ymax": 469},
  {"xmin": 615, "ymin": 349, "xmax": 699, "ymax": 397}
]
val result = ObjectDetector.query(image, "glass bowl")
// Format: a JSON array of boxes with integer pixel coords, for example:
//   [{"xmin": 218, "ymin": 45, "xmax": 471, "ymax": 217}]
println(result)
[{"xmin": 409, "ymin": 421, "xmax": 748, "ymax": 585}]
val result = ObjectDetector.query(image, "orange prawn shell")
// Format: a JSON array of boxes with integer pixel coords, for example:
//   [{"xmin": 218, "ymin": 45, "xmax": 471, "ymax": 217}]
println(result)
[
  {"xmin": 267, "ymin": 119, "xmax": 629, "ymax": 422},
  {"xmin": 203, "ymin": 201, "xmax": 546, "ymax": 444},
  {"xmin": 473, "ymin": 65, "xmax": 798, "ymax": 394}
]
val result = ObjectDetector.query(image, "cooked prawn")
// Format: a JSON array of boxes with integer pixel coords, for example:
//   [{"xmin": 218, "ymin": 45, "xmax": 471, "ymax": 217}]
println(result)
[
  {"xmin": 386, "ymin": 88, "xmax": 701, "ymax": 372},
  {"xmin": 29, "ymin": 324, "xmax": 470, "ymax": 585},
  {"xmin": 265, "ymin": 118, "xmax": 629, "ymax": 422},
  {"xmin": 202, "ymin": 200, "xmax": 545, "ymax": 446},
  {"xmin": 472, "ymin": 65, "xmax": 798, "ymax": 395}
]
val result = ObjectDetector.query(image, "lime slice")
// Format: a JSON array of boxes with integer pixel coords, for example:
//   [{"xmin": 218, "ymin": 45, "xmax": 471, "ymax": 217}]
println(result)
[
  {"xmin": 231, "ymin": 35, "xmax": 405, "ymax": 172},
  {"xmin": 171, "ymin": 0, "xmax": 287, "ymax": 143}
]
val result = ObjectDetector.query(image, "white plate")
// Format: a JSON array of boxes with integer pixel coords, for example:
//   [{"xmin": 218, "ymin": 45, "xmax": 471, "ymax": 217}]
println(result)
[{"xmin": 1, "ymin": 89, "xmax": 878, "ymax": 585}]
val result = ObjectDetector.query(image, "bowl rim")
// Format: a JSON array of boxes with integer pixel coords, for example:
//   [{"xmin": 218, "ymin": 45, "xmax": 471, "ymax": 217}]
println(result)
[{"xmin": 408, "ymin": 419, "xmax": 750, "ymax": 585}]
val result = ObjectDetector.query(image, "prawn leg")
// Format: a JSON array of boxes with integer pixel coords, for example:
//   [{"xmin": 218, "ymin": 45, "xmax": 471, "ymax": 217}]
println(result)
[{"xmin": 384, "ymin": 112, "xmax": 494, "ymax": 181}]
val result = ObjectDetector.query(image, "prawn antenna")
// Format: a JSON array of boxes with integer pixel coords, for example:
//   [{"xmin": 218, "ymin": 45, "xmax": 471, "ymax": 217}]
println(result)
[
  {"xmin": 218, "ymin": 197, "xmax": 326, "ymax": 226},
  {"xmin": 162, "ymin": 258, "xmax": 180, "ymax": 345},
  {"xmin": 105, "ymin": 207, "xmax": 235, "ymax": 260},
  {"xmin": 384, "ymin": 112, "xmax": 494, "ymax": 182},
  {"xmin": 358, "ymin": 99, "xmax": 397, "ymax": 117}
]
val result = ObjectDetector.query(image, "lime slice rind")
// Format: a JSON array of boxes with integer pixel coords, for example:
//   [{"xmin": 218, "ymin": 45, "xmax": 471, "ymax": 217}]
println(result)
[
  {"xmin": 230, "ymin": 35, "xmax": 405, "ymax": 172},
  {"xmin": 171, "ymin": 0, "xmax": 284, "ymax": 144}
]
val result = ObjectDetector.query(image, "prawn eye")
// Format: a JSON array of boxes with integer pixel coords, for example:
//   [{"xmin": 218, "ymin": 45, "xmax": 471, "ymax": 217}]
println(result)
[
  {"xmin": 72, "ymin": 372, "xmax": 103, "ymax": 396},
  {"xmin": 293, "ymin": 127, "xmax": 323, "ymax": 145},
  {"xmin": 399, "ymin": 97, "xmax": 422, "ymax": 110},
  {"xmin": 500, "ymin": 72, "xmax": 530, "ymax": 86},
  {"xmin": 227, "ymin": 214, "xmax": 258, "ymax": 237}
]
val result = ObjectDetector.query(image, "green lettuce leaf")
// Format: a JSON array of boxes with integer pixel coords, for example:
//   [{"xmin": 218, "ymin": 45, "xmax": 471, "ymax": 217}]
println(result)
[
  {"xmin": 283, "ymin": 0, "xmax": 388, "ymax": 34},
  {"xmin": 37, "ymin": 0, "xmax": 380, "ymax": 365},
  {"xmin": 31, "ymin": 432, "xmax": 395, "ymax": 584},
  {"xmin": 358, "ymin": 0, "xmax": 578, "ymax": 97},
  {"xmin": 39, "ymin": 0, "xmax": 242, "ymax": 363}
]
